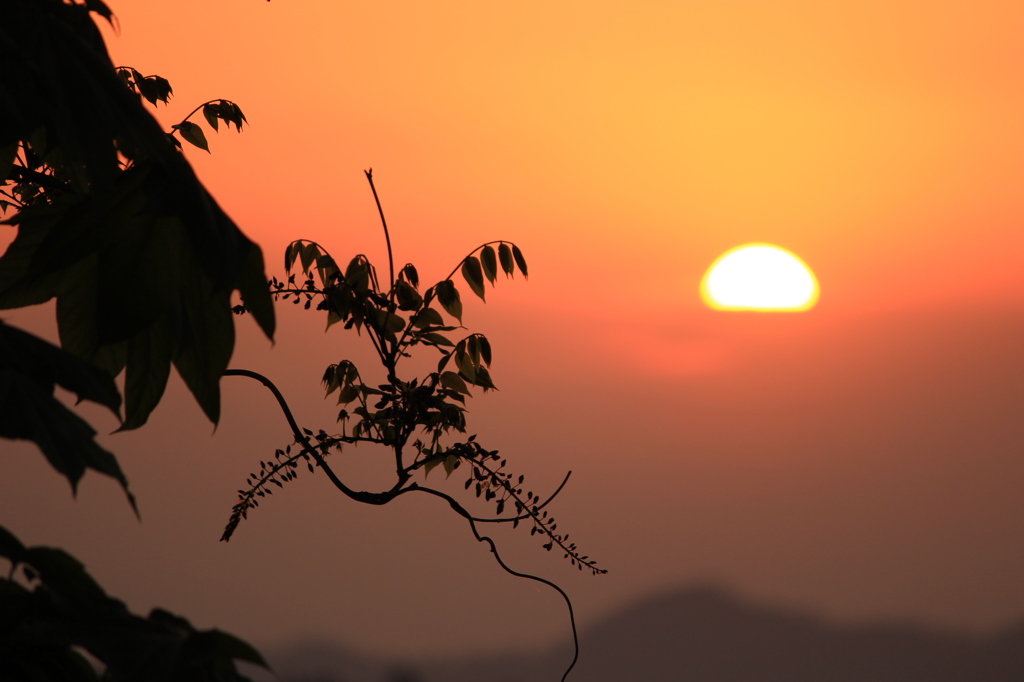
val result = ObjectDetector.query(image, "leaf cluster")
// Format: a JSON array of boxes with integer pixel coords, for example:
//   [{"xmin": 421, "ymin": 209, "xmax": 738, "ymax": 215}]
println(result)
[
  {"xmin": 226, "ymin": 197, "xmax": 602, "ymax": 575},
  {"xmin": 0, "ymin": 524, "xmax": 268, "ymax": 681},
  {"xmin": 116, "ymin": 67, "xmax": 172, "ymax": 106},
  {"xmin": 0, "ymin": 0, "xmax": 273, "ymax": 496}
]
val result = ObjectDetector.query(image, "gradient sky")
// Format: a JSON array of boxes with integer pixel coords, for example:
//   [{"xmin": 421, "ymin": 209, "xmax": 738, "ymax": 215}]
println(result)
[{"xmin": 2, "ymin": 0, "xmax": 1023, "ymax": 660}]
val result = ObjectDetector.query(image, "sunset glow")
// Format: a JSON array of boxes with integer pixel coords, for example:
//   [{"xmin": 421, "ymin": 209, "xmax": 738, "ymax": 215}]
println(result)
[
  {"xmin": 3, "ymin": 0, "xmax": 1020, "ymax": 665},
  {"xmin": 701, "ymin": 244, "xmax": 819, "ymax": 311}
]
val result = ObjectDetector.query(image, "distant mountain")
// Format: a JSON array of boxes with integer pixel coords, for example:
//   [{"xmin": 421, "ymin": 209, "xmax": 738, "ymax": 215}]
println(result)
[{"xmin": 269, "ymin": 586, "xmax": 1024, "ymax": 682}]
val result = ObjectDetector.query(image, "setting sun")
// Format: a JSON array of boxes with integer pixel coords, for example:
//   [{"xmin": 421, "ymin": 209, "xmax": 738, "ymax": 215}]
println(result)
[{"xmin": 701, "ymin": 244, "xmax": 819, "ymax": 311}]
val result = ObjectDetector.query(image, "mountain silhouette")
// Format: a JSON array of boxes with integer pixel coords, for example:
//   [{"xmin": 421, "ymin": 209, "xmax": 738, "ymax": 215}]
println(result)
[{"xmin": 270, "ymin": 586, "xmax": 1024, "ymax": 682}]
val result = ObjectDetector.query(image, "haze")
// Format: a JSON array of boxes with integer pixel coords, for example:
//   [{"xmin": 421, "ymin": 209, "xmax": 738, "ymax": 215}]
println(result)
[{"xmin": 1, "ymin": 0, "xmax": 1022, "ymax": 662}]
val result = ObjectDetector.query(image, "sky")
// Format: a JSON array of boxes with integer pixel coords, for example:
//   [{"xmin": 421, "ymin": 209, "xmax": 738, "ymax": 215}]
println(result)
[{"xmin": 2, "ymin": 0, "xmax": 1023, "ymax": 661}]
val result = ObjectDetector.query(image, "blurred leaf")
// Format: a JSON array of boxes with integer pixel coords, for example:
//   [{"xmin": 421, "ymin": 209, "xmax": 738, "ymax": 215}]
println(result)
[
  {"xmin": 454, "ymin": 348, "xmax": 476, "ymax": 383},
  {"xmin": 395, "ymin": 279, "xmax": 422, "ymax": 311},
  {"xmin": 23, "ymin": 546, "xmax": 105, "ymax": 601},
  {"xmin": 461, "ymin": 256, "xmax": 486, "ymax": 301},
  {"xmin": 434, "ymin": 280, "xmax": 462, "ymax": 323},
  {"xmin": 413, "ymin": 307, "xmax": 443, "ymax": 328},
  {"xmin": 470, "ymin": 365, "xmax": 496, "ymax": 391},
  {"xmin": 173, "ymin": 286, "xmax": 234, "ymax": 427},
  {"xmin": 419, "ymin": 332, "xmax": 454, "ymax": 347},
  {"xmin": 0, "ymin": 319, "xmax": 119, "ymax": 415},
  {"xmin": 193, "ymin": 629, "xmax": 269, "ymax": 668},
  {"xmin": 423, "ymin": 455, "xmax": 442, "ymax": 477},
  {"xmin": 385, "ymin": 312, "xmax": 406, "ymax": 334},
  {"xmin": 400, "ymin": 263, "xmax": 419, "ymax": 289},
  {"xmin": 284, "ymin": 241, "xmax": 300, "ymax": 272},
  {"xmin": 300, "ymin": 242, "xmax": 320, "ymax": 273},
  {"xmin": 119, "ymin": 316, "xmax": 174, "ymax": 431},
  {"xmin": 477, "ymin": 334, "xmax": 492, "ymax": 366},
  {"xmin": 337, "ymin": 383, "xmax": 359, "ymax": 404},
  {"xmin": 315, "ymin": 254, "xmax": 338, "ymax": 287},
  {"xmin": 0, "ymin": 143, "xmax": 16, "ymax": 184},
  {"xmin": 0, "ymin": 321, "xmax": 134, "ymax": 508},
  {"xmin": 84, "ymin": 0, "xmax": 114, "ymax": 22},
  {"xmin": 0, "ymin": 525, "xmax": 26, "ymax": 563},
  {"xmin": 237, "ymin": 241, "xmax": 275, "ymax": 341},
  {"xmin": 0, "ymin": 526, "xmax": 269, "ymax": 681},
  {"xmin": 439, "ymin": 371, "xmax": 470, "ymax": 395},
  {"xmin": 0, "ymin": 364, "xmax": 135, "ymax": 510}
]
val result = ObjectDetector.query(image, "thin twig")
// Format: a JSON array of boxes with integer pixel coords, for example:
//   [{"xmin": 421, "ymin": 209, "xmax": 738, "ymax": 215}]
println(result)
[
  {"xmin": 410, "ymin": 485, "xmax": 580, "ymax": 682},
  {"xmin": 470, "ymin": 470, "xmax": 572, "ymax": 523},
  {"xmin": 364, "ymin": 169, "xmax": 395, "ymax": 291}
]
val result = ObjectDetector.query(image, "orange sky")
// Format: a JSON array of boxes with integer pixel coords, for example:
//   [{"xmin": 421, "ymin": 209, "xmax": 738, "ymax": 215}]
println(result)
[{"xmin": 2, "ymin": 0, "xmax": 1023, "ymax": 660}]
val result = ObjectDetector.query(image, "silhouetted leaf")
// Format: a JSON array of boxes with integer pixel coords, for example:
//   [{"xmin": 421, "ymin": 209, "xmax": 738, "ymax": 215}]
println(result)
[
  {"xmin": 119, "ymin": 317, "xmax": 174, "ymax": 431},
  {"xmin": 300, "ymin": 242, "xmax": 320, "ymax": 273},
  {"xmin": 477, "ymin": 334, "xmax": 492, "ymax": 366},
  {"xmin": 0, "ymin": 367, "xmax": 134, "ymax": 509},
  {"xmin": 512, "ymin": 244, "xmax": 528, "ymax": 277},
  {"xmin": 175, "ymin": 121, "xmax": 208, "ymax": 152},
  {"xmin": 0, "ymin": 144, "xmax": 17, "ymax": 184},
  {"xmin": 337, "ymin": 384, "xmax": 359, "ymax": 404},
  {"xmin": 0, "ymin": 524, "xmax": 26, "ymax": 562},
  {"xmin": 0, "ymin": 526, "xmax": 269, "ymax": 680},
  {"xmin": 383, "ymin": 311, "xmax": 406, "ymax": 333},
  {"xmin": 420, "ymin": 332, "xmax": 454, "ymax": 347},
  {"xmin": 84, "ymin": 0, "xmax": 114, "ymax": 22},
  {"xmin": 284, "ymin": 241, "xmax": 301, "ymax": 272},
  {"xmin": 401, "ymin": 263, "xmax": 419, "ymax": 288},
  {"xmin": 469, "ymin": 366, "xmax": 496, "ymax": 391},
  {"xmin": 481, "ymin": 245, "xmax": 497, "ymax": 285},
  {"xmin": 423, "ymin": 455, "xmax": 442, "ymax": 477},
  {"xmin": 203, "ymin": 103, "xmax": 220, "ymax": 131},
  {"xmin": 466, "ymin": 334, "xmax": 480, "ymax": 365},
  {"xmin": 439, "ymin": 371, "xmax": 470, "ymax": 395},
  {"xmin": 231, "ymin": 103, "xmax": 248, "ymax": 131},
  {"xmin": 395, "ymin": 279, "xmax": 422, "ymax": 311},
  {"xmin": 461, "ymin": 256, "xmax": 486, "ymax": 301},
  {"xmin": 454, "ymin": 348, "xmax": 476, "ymax": 383},
  {"xmin": 413, "ymin": 307, "xmax": 444, "ymax": 328},
  {"xmin": 23, "ymin": 546, "xmax": 105, "ymax": 600},
  {"xmin": 435, "ymin": 280, "xmax": 463, "ymax": 322}
]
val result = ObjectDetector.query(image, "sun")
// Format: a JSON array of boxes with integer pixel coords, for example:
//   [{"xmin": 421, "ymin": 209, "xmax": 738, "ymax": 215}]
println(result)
[{"xmin": 700, "ymin": 243, "xmax": 819, "ymax": 311}]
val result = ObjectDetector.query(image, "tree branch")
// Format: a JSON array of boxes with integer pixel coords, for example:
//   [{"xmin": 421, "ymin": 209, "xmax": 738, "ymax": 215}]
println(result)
[
  {"xmin": 223, "ymin": 368, "xmax": 402, "ymax": 506},
  {"xmin": 409, "ymin": 484, "xmax": 580, "ymax": 682}
]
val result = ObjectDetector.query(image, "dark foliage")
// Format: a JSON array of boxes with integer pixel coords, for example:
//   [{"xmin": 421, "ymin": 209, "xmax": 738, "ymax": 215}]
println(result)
[
  {"xmin": 0, "ymin": 525, "xmax": 267, "ymax": 681},
  {"xmin": 0, "ymin": 0, "xmax": 272, "ymax": 678}
]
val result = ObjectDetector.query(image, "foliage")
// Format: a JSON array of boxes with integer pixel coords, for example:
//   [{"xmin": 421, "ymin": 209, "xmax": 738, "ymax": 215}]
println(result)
[
  {"xmin": 0, "ymin": 319, "xmax": 132, "ymax": 509},
  {"xmin": 0, "ymin": 0, "xmax": 274, "ymax": 479},
  {"xmin": 221, "ymin": 171, "xmax": 604, "ymax": 680},
  {"xmin": 0, "ymin": 0, "xmax": 272, "ymax": 678},
  {"xmin": 0, "ymin": 525, "xmax": 267, "ymax": 681},
  {"xmin": 222, "ymin": 187, "xmax": 602, "ymax": 575},
  {"xmin": 1, "ymin": 2, "xmax": 604, "ymax": 681}
]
